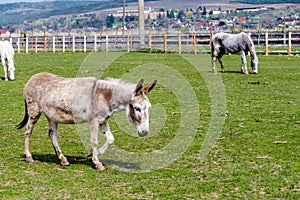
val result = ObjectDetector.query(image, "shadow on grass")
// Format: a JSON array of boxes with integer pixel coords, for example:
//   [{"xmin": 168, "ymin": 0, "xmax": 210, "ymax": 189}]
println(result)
[
  {"xmin": 222, "ymin": 70, "xmax": 244, "ymax": 74},
  {"xmin": 28, "ymin": 153, "xmax": 140, "ymax": 170}
]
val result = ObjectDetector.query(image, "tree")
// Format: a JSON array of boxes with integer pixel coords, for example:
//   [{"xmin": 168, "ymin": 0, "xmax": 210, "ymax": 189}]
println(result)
[
  {"xmin": 169, "ymin": 9, "xmax": 175, "ymax": 18},
  {"xmin": 202, "ymin": 6, "xmax": 207, "ymax": 16},
  {"xmin": 177, "ymin": 10, "xmax": 185, "ymax": 21},
  {"xmin": 106, "ymin": 14, "xmax": 114, "ymax": 28}
]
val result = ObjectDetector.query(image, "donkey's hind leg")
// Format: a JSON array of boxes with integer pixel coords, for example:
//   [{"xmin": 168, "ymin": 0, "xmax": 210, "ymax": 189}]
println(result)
[
  {"xmin": 48, "ymin": 119, "xmax": 70, "ymax": 166},
  {"xmin": 24, "ymin": 110, "xmax": 41, "ymax": 163},
  {"xmin": 217, "ymin": 53, "xmax": 225, "ymax": 72}
]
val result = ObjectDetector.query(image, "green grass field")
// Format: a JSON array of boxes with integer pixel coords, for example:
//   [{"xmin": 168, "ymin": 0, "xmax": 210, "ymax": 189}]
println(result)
[{"xmin": 0, "ymin": 52, "xmax": 299, "ymax": 199}]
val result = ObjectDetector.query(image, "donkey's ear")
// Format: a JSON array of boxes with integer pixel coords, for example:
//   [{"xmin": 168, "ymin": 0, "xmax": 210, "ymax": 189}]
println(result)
[
  {"xmin": 143, "ymin": 80, "xmax": 157, "ymax": 94},
  {"xmin": 135, "ymin": 79, "xmax": 144, "ymax": 94}
]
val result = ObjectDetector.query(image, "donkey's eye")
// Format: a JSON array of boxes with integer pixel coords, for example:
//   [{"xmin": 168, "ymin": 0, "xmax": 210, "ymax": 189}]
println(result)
[{"xmin": 134, "ymin": 107, "xmax": 141, "ymax": 112}]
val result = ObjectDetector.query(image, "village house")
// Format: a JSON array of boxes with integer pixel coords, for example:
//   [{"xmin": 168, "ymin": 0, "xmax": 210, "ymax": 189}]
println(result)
[{"xmin": 0, "ymin": 30, "xmax": 10, "ymax": 38}]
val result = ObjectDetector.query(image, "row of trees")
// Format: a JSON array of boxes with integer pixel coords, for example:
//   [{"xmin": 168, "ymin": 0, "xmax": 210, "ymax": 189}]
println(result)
[{"xmin": 105, "ymin": 6, "xmax": 215, "ymax": 28}]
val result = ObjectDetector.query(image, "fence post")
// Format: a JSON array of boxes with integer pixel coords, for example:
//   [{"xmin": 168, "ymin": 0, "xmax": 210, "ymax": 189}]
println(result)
[
  {"xmin": 106, "ymin": 34, "xmax": 109, "ymax": 52},
  {"xmin": 72, "ymin": 36, "xmax": 75, "ymax": 52},
  {"xmin": 17, "ymin": 37, "xmax": 20, "ymax": 53},
  {"xmin": 178, "ymin": 32, "xmax": 181, "ymax": 54},
  {"xmin": 149, "ymin": 31, "xmax": 152, "ymax": 53},
  {"xmin": 164, "ymin": 32, "xmax": 167, "ymax": 53},
  {"xmin": 265, "ymin": 31, "xmax": 268, "ymax": 56},
  {"xmin": 127, "ymin": 34, "xmax": 130, "ymax": 52},
  {"xmin": 193, "ymin": 32, "xmax": 197, "ymax": 55},
  {"xmin": 53, "ymin": 36, "xmax": 56, "ymax": 53},
  {"xmin": 62, "ymin": 36, "xmax": 65, "ymax": 52},
  {"xmin": 288, "ymin": 31, "xmax": 291, "ymax": 56},
  {"xmin": 84, "ymin": 35, "xmax": 87, "ymax": 52},
  {"xmin": 35, "ymin": 36, "xmax": 38, "ymax": 53},
  {"xmin": 26, "ymin": 37, "xmax": 28, "ymax": 54},
  {"xmin": 94, "ymin": 35, "xmax": 97, "ymax": 52},
  {"xmin": 44, "ymin": 29, "xmax": 47, "ymax": 53}
]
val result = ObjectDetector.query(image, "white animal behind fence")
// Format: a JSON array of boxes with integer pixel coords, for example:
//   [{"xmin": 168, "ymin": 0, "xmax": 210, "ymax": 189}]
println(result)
[{"xmin": 0, "ymin": 40, "xmax": 15, "ymax": 81}]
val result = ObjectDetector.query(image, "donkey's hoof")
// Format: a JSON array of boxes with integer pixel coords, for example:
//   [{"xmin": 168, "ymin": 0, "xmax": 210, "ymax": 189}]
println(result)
[
  {"xmin": 26, "ymin": 156, "xmax": 34, "ymax": 163},
  {"xmin": 95, "ymin": 164, "xmax": 105, "ymax": 171},
  {"xmin": 60, "ymin": 158, "xmax": 70, "ymax": 166},
  {"xmin": 61, "ymin": 161, "xmax": 70, "ymax": 166}
]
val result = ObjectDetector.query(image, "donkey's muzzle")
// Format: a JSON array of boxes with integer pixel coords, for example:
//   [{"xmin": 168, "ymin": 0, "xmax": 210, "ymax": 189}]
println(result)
[{"xmin": 138, "ymin": 130, "xmax": 148, "ymax": 137}]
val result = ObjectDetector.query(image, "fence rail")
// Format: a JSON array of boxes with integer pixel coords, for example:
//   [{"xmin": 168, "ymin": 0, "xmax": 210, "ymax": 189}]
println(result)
[{"xmin": 8, "ymin": 31, "xmax": 300, "ymax": 55}]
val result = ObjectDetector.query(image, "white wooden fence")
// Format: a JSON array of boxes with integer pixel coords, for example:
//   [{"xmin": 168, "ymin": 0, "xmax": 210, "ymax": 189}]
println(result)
[{"xmin": 8, "ymin": 31, "xmax": 300, "ymax": 55}]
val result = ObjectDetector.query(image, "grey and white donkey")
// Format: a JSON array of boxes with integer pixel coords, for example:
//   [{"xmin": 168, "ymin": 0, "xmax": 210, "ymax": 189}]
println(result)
[
  {"xmin": 17, "ymin": 72, "xmax": 157, "ymax": 170},
  {"xmin": 211, "ymin": 32, "xmax": 258, "ymax": 74}
]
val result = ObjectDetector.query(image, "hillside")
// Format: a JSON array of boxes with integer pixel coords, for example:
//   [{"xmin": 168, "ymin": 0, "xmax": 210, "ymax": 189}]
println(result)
[
  {"xmin": 0, "ymin": 0, "xmax": 158, "ymax": 27},
  {"xmin": 0, "ymin": 0, "xmax": 299, "ymax": 32}
]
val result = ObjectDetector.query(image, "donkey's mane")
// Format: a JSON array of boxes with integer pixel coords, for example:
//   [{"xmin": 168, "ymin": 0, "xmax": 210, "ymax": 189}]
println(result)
[{"xmin": 102, "ymin": 77, "xmax": 136, "ymax": 94}]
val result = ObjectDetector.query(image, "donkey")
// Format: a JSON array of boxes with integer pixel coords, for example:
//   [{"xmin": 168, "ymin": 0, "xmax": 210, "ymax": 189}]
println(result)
[
  {"xmin": 0, "ymin": 40, "xmax": 15, "ymax": 81},
  {"xmin": 17, "ymin": 72, "xmax": 157, "ymax": 170},
  {"xmin": 211, "ymin": 32, "xmax": 258, "ymax": 74}
]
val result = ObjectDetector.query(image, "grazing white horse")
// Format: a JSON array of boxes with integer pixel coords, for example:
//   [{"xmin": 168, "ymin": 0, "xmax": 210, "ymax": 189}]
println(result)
[
  {"xmin": 17, "ymin": 72, "xmax": 157, "ymax": 170},
  {"xmin": 0, "ymin": 40, "xmax": 15, "ymax": 81},
  {"xmin": 211, "ymin": 32, "xmax": 258, "ymax": 74}
]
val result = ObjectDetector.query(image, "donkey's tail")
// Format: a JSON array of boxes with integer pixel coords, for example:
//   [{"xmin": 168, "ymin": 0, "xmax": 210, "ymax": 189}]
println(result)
[{"xmin": 16, "ymin": 101, "xmax": 28, "ymax": 129}]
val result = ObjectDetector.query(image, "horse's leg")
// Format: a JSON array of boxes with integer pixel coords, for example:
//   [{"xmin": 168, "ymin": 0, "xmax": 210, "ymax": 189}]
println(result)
[
  {"xmin": 98, "ymin": 122, "xmax": 114, "ymax": 155},
  {"xmin": 8, "ymin": 59, "xmax": 15, "ymax": 80},
  {"xmin": 89, "ymin": 119, "xmax": 105, "ymax": 170},
  {"xmin": 48, "ymin": 119, "xmax": 70, "ymax": 166},
  {"xmin": 2, "ymin": 58, "xmax": 8, "ymax": 81},
  {"xmin": 240, "ymin": 51, "xmax": 248, "ymax": 74}
]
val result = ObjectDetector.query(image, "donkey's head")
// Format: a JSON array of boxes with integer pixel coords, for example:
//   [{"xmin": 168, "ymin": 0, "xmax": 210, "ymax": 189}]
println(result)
[{"xmin": 126, "ymin": 79, "xmax": 157, "ymax": 137}]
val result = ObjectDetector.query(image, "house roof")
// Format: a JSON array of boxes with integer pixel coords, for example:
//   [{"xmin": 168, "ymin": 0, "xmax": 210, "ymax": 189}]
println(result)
[{"xmin": 0, "ymin": 30, "xmax": 10, "ymax": 34}]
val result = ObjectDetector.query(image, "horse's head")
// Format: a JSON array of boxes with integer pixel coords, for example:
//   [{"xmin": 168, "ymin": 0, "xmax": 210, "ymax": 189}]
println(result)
[{"xmin": 126, "ymin": 79, "xmax": 157, "ymax": 137}]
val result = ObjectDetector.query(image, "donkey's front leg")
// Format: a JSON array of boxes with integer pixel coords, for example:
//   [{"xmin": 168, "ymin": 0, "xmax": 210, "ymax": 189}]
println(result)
[
  {"xmin": 98, "ymin": 122, "xmax": 114, "ymax": 155},
  {"xmin": 90, "ymin": 119, "xmax": 105, "ymax": 170},
  {"xmin": 48, "ymin": 119, "xmax": 70, "ymax": 166}
]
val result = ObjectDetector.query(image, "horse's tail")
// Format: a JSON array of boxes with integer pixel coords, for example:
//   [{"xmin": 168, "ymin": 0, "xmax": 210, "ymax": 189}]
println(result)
[{"xmin": 16, "ymin": 100, "xmax": 28, "ymax": 129}]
